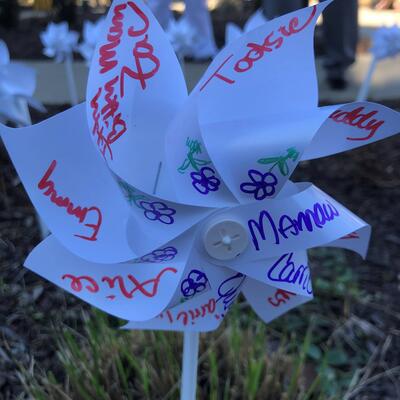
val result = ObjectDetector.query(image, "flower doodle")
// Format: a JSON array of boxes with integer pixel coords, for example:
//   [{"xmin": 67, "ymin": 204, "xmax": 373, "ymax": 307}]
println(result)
[
  {"xmin": 3, "ymin": 1, "xmax": 400, "ymax": 334},
  {"xmin": 181, "ymin": 269, "xmax": 209, "ymax": 299},
  {"xmin": 190, "ymin": 167, "xmax": 221, "ymax": 195},
  {"xmin": 240, "ymin": 169, "xmax": 278, "ymax": 200},
  {"xmin": 138, "ymin": 246, "xmax": 178, "ymax": 263},
  {"xmin": 139, "ymin": 201, "xmax": 177, "ymax": 225}
]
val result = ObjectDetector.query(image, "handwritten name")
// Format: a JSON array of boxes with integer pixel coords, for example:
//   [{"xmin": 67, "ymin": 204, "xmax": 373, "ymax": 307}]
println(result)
[
  {"xmin": 200, "ymin": 6, "xmax": 316, "ymax": 91},
  {"xmin": 248, "ymin": 200, "xmax": 340, "ymax": 251},
  {"xmin": 217, "ymin": 272, "xmax": 246, "ymax": 315},
  {"xmin": 329, "ymin": 106, "xmax": 385, "ymax": 141},
  {"xmin": 267, "ymin": 253, "xmax": 312, "ymax": 294},
  {"xmin": 158, "ymin": 298, "xmax": 216, "ymax": 326},
  {"xmin": 268, "ymin": 289, "xmax": 296, "ymax": 308},
  {"xmin": 92, "ymin": 2, "xmax": 160, "ymax": 159},
  {"xmin": 38, "ymin": 160, "xmax": 102, "ymax": 241},
  {"xmin": 62, "ymin": 267, "xmax": 177, "ymax": 300}
]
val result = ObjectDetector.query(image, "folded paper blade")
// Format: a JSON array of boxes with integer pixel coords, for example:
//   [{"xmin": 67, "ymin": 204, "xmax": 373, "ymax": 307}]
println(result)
[
  {"xmin": 225, "ymin": 9, "xmax": 268, "ymax": 46},
  {"xmin": 86, "ymin": 0, "xmax": 187, "ymax": 198},
  {"xmin": 302, "ymin": 102, "xmax": 400, "ymax": 161},
  {"xmin": 198, "ymin": 107, "xmax": 336, "ymax": 203},
  {"xmin": 198, "ymin": 183, "xmax": 370, "ymax": 265},
  {"xmin": 165, "ymin": 94, "xmax": 238, "ymax": 207},
  {"xmin": 123, "ymin": 256, "xmax": 244, "ymax": 332},
  {"xmin": 121, "ymin": 180, "xmax": 217, "ymax": 256},
  {"xmin": 1, "ymin": 104, "xmax": 137, "ymax": 263},
  {"xmin": 123, "ymin": 290, "xmax": 224, "ymax": 332},
  {"xmin": 197, "ymin": 3, "xmax": 330, "ymax": 122},
  {"xmin": 197, "ymin": 2, "xmax": 333, "ymax": 202},
  {"xmin": 326, "ymin": 225, "xmax": 371, "ymax": 259},
  {"xmin": 25, "ymin": 235, "xmax": 187, "ymax": 321},
  {"xmin": 242, "ymin": 278, "xmax": 313, "ymax": 324},
  {"xmin": 0, "ymin": 63, "xmax": 37, "ymax": 98},
  {"xmin": 228, "ymin": 250, "xmax": 312, "ymax": 297}
]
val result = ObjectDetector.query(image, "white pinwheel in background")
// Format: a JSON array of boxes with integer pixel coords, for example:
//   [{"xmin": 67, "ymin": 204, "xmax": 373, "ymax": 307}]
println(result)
[
  {"xmin": 357, "ymin": 25, "xmax": 400, "ymax": 101},
  {"xmin": 40, "ymin": 21, "xmax": 80, "ymax": 105},
  {"xmin": 2, "ymin": 1, "xmax": 400, "ymax": 398},
  {"xmin": 78, "ymin": 18, "xmax": 106, "ymax": 65},
  {"xmin": 148, "ymin": 0, "xmax": 217, "ymax": 60},
  {"xmin": 0, "ymin": 40, "xmax": 45, "ymax": 127},
  {"xmin": 225, "ymin": 9, "xmax": 268, "ymax": 45},
  {"xmin": 166, "ymin": 17, "xmax": 196, "ymax": 70}
]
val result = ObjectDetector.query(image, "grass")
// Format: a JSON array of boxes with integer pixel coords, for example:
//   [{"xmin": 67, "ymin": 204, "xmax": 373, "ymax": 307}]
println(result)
[{"xmin": 15, "ymin": 248, "xmax": 395, "ymax": 399}]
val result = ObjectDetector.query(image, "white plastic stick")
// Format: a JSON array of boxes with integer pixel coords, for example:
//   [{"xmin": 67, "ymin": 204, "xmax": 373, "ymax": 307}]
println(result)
[
  {"xmin": 181, "ymin": 331, "xmax": 200, "ymax": 400},
  {"xmin": 64, "ymin": 53, "xmax": 79, "ymax": 106},
  {"xmin": 356, "ymin": 56, "xmax": 378, "ymax": 102},
  {"xmin": 16, "ymin": 98, "xmax": 49, "ymax": 239}
]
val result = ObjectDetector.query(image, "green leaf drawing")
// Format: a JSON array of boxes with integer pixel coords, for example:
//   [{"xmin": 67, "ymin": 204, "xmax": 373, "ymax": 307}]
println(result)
[
  {"xmin": 258, "ymin": 148, "xmax": 299, "ymax": 177},
  {"xmin": 257, "ymin": 157, "xmax": 281, "ymax": 165},
  {"xmin": 178, "ymin": 158, "xmax": 191, "ymax": 174}
]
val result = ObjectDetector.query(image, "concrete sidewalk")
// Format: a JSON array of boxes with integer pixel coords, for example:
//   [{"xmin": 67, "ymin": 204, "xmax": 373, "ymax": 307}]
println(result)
[{"xmin": 25, "ymin": 52, "xmax": 400, "ymax": 105}]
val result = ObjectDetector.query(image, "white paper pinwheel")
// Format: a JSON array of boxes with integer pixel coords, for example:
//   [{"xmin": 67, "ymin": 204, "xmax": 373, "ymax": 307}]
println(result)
[
  {"xmin": 78, "ymin": 19, "xmax": 106, "ymax": 65},
  {"xmin": 40, "ymin": 21, "xmax": 80, "ymax": 105},
  {"xmin": 357, "ymin": 25, "xmax": 400, "ymax": 101},
  {"xmin": 226, "ymin": 9, "xmax": 268, "ymax": 45},
  {"xmin": 371, "ymin": 25, "xmax": 400, "ymax": 60},
  {"xmin": 148, "ymin": 0, "xmax": 217, "ymax": 60},
  {"xmin": 40, "ymin": 22, "xmax": 79, "ymax": 62},
  {"xmin": 2, "ymin": 0, "xmax": 400, "ymax": 333},
  {"xmin": 166, "ymin": 17, "xmax": 196, "ymax": 60},
  {"xmin": 0, "ymin": 40, "xmax": 44, "ymax": 126}
]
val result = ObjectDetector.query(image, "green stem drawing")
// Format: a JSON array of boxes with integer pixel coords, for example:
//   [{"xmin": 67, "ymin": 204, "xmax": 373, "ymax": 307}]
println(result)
[{"xmin": 258, "ymin": 147, "xmax": 299, "ymax": 177}]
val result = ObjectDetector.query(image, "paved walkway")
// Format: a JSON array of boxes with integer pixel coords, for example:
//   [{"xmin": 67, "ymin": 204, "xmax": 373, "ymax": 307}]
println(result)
[
  {"xmin": 25, "ymin": 52, "xmax": 400, "ymax": 105},
  {"xmin": 22, "ymin": 6, "xmax": 400, "ymax": 105}
]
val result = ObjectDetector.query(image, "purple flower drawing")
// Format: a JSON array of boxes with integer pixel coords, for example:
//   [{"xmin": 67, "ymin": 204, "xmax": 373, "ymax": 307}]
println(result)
[
  {"xmin": 190, "ymin": 167, "xmax": 221, "ymax": 195},
  {"xmin": 139, "ymin": 201, "xmax": 177, "ymax": 225},
  {"xmin": 240, "ymin": 169, "xmax": 278, "ymax": 200}
]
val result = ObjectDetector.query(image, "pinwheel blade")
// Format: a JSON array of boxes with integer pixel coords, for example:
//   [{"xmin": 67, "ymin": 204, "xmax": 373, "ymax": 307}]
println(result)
[
  {"xmin": 225, "ymin": 22, "xmax": 243, "ymax": 45},
  {"xmin": 26, "ymin": 235, "xmax": 188, "ymax": 321},
  {"xmin": 303, "ymin": 102, "xmax": 400, "ymax": 160},
  {"xmin": 86, "ymin": 0, "xmax": 187, "ymax": 198},
  {"xmin": 1, "ymin": 104, "xmax": 137, "ymax": 263},
  {"xmin": 208, "ymin": 184, "xmax": 370, "ymax": 265},
  {"xmin": 165, "ymin": 93, "xmax": 237, "ymax": 207},
  {"xmin": 196, "ymin": 2, "xmax": 332, "ymax": 203},
  {"xmin": 243, "ymin": 9, "xmax": 268, "ymax": 33},
  {"xmin": 242, "ymin": 278, "xmax": 313, "ymax": 324}
]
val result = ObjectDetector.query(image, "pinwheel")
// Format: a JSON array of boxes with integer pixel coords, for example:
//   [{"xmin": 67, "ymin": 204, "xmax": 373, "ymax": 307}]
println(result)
[
  {"xmin": 2, "ymin": 1, "xmax": 400, "ymax": 398},
  {"xmin": 166, "ymin": 17, "xmax": 196, "ymax": 67},
  {"xmin": 0, "ymin": 40, "xmax": 48, "ymax": 237},
  {"xmin": 78, "ymin": 18, "xmax": 106, "ymax": 66},
  {"xmin": 0, "ymin": 40, "xmax": 44, "ymax": 126},
  {"xmin": 225, "ymin": 9, "xmax": 268, "ymax": 45},
  {"xmin": 148, "ymin": 0, "xmax": 217, "ymax": 59},
  {"xmin": 357, "ymin": 25, "xmax": 400, "ymax": 101},
  {"xmin": 40, "ymin": 22, "xmax": 80, "ymax": 105}
]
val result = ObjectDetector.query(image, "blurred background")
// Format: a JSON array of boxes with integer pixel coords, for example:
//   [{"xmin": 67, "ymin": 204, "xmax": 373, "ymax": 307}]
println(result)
[{"xmin": 0, "ymin": 1, "xmax": 400, "ymax": 399}]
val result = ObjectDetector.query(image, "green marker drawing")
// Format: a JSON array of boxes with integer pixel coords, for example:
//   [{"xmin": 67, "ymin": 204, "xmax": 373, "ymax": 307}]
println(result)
[
  {"xmin": 258, "ymin": 147, "xmax": 300, "ymax": 176},
  {"xmin": 118, "ymin": 180, "xmax": 149, "ymax": 209},
  {"xmin": 178, "ymin": 138, "xmax": 211, "ymax": 174}
]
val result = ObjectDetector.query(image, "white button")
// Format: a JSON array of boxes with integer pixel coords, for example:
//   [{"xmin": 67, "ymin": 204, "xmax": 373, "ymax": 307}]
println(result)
[{"xmin": 203, "ymin": 219, "xmax": 249, "ymax": 261}]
